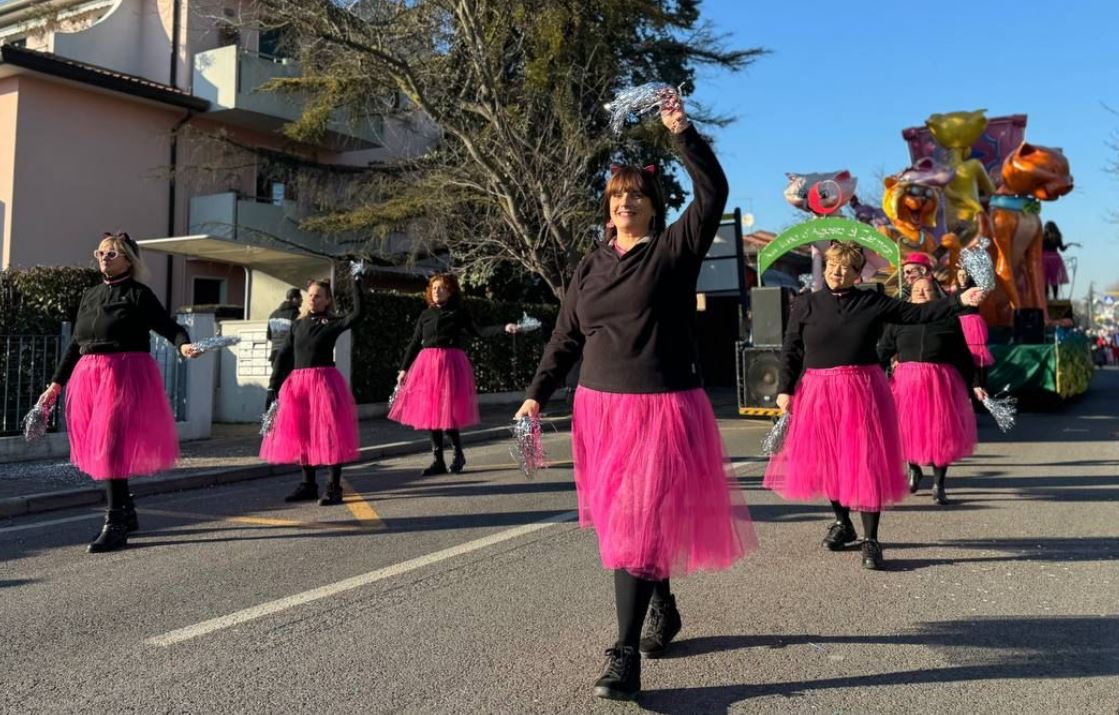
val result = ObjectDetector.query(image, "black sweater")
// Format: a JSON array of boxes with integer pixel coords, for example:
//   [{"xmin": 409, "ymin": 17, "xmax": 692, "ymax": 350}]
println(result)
[
  {"xmin": 399, "ymin": 305, "xmax": 506, "ymax": 371},
  {"xmin": 269, "ymin": 280, "xmax": 364, "ymax": 390},
  {"xmin": 778, "ymin": 289, "xmax": 966, "ymax": 395},
  {"xmin": 52, "ymin": 277, "xmax": 190, "ymax": 385},
  {"xmin": 526, "ymin": 125, "xmax": 729, "ymax": 406},
  {"xmin": 877, "ymin": 318, "xmax": 980, "ymax": 388}
]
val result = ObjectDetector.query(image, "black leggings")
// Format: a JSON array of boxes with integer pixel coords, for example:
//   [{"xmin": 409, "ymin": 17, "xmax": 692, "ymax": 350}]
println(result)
[
  {"xmin": 301, "ymin": 465, "xmax": 343, "ymax": 488},
  {"xmin": 613, "ymin": 570, "xmax": 672, "ymax": 647},
  {"xmin": 830, "ymin": 501, "xmax": 881, "ymax": 541},
  {"xmin": 429, "ymin": 429, "xmax": 462, "ymax": 452},
  {"xmin": 106, "ymin": 478, "xmax": 130, "ymax": 509}
]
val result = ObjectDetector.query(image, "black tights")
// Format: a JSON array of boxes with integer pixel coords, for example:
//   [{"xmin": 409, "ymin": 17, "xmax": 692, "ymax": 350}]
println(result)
[
  {"xmin": 933, "ymin": 464, "xmax": 948, "ymax": 487},
  {"xmin": 301, "ymin": 465, "xmax": 343, "ymax": 489},
  {"xmin": 613, "ymin": 570, "xmax": 672, "ymax": 648},
  {"xmin": 106, "ymin": 478, "xmax": 130, "ymax": 509},
  {"xmin": 830, "ymin": 501, "xmax": 881, "ymax": 541},
  {"xmin": 429, "ymin": 429, "xmax": 462, "ymax": 453}
]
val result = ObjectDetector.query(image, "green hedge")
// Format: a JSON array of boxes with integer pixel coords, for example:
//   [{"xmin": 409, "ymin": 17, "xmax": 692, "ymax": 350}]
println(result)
[
  {"xmin": 0, "ymin": 266, "xmax": 101, "ymax": 334},
  {"xmin": 348, "ymin": 288, "xmax": 558, "ymax": 403}
]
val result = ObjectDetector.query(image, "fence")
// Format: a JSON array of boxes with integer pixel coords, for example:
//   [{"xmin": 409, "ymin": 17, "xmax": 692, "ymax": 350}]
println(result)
[{"xmin": 1, "ymin": 329, "xmax": 188, "ymax": 436}]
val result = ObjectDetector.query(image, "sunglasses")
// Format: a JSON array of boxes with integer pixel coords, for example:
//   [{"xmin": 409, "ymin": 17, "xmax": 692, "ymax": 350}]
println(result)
[{"xmin": 94, "ymin": 249, "xmax": 122, "ymax": 261}]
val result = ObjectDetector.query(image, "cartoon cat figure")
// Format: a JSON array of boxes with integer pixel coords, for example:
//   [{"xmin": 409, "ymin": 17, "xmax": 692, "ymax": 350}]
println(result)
[{"xmin": 783, "ymin": 170, "xmax": 866, "ymax": 288}]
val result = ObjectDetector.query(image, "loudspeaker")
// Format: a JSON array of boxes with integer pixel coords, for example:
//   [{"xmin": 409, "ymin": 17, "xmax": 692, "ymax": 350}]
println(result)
[
  {"xmin": 1013, "ymin": 308, "xmax": 1045, "ymax": 344},
  {"xmin": 750, "ymin": 287, "xmax": 792, "ymax": 347},
  {"xmin": 736, "ymin": 343, "xmax": 783, "ymax": 409}
]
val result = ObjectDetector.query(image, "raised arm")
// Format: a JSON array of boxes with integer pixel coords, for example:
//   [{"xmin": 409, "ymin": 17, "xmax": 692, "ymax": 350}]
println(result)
[
  {"xmin": 878, "ymin": 293, "xmax": 963, "ymax": 325},
  {"xmin": 661, "ymin": 125, "xmax": 730, "ymax": 260},
  {"xmin": 335, "ymin": 274, "xmax": 366, "ymax": 331}
]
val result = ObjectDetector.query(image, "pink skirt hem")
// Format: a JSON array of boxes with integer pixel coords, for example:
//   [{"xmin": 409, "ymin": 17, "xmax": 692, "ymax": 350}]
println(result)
[
  {"xmin": 891, "ymin": 362, "xmax": 977, "ymax": 466},
  {"xmin": 260, "ymin": 367, "xmax": 359, "ymax": 466},
  {"xmin": 388, "ymin": 348, "xmax": 480, "ymax": 430}
]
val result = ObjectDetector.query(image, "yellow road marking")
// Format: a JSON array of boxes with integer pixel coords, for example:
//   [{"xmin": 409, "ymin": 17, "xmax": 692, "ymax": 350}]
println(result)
[
  {"xmin": 136, "ymin": 508, "xmax": 375, "ymax": 531},
  {"xmin": 341, "ymin": 477, "xmax": 385, "ymax": 530}
]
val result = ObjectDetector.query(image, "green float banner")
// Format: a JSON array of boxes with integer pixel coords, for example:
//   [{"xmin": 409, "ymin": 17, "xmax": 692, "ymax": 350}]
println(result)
[{"xmin": 757, "ymin": 217, "xmax": 901, "ymax": 279}]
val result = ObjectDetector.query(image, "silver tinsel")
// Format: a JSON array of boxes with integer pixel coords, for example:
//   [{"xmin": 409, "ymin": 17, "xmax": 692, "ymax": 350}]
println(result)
[
  {"xmin": 960, "ymin": 237, "xmax": 996, "ymax": 292},
  {"xmin": 510, "ymin": 416, "xmax": 548, "ymax": 479},
  {"xmin": 761, "ymin": 412, "xmax": 791, "ymax": 456},
  {"xmin": 515, "ymin": 312, "xmax": 542, "ymax": 332},
  {"xmin": 605, "ymin": 82, "xmax": 680, "ymax": 134},
  {"xmin": 350, "ymin": 260, "xmax": 367, "ymax": 278},
  {"xmin": 982, "ymin": 394, "xmax": 1017, "ymax": 433},
  {"xmin": 259, "ymin": 398, "xmax": 280, "ymax": 436},
  {"xmin": 387, "ymin": 383, "xmax": 401, "ymax": 410},
  {"xmin": 192, "ymin": 335, "xmax": 241, "ymax": 354},
  {"xmin": 22, "ymin": 400, "xmax": 53, "ymax": 442},
  {"xmin": 268, "ymin": 317, "xmax": 293, "ymax": 335}
]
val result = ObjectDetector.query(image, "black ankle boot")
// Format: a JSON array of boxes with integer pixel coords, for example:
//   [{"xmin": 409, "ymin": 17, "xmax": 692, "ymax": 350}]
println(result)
[
  {"xmin": 449, "ymin": 449, "xmax": 466, "ymax": 474},
  {"xmin": 823, "ymin": 520, "xmax": 857, "ymax": 551},
  {"xmin": 123, "ymin": 493, "xmax": 139, "ymax": 533},
  {"xmin": 88, "ymin": 509, "xmax": 129, "ymax": 553},
  {"xmin": 284, "ymin": 482, "xmax": 319, "ymax": 502},
  {"xmin": 319, "ymin": 484, "xmax": 344, "ymax": 506},
  {"xmin": 932, "ymin": 483, "xmax": 949, "ymax": 505},
  {"xmin": 639, "ymin": 595, "xmax": 682, "ymax": 658},
  {"xmin": 861, "ymin": 539, "xmax": 884, "ymax": 570},
  {"xmin": 593, "ymin": 645, "xmax": 641, "ymax": 701},
  {"xmin": 422, "ymin": 451, "xmax": 447, "ymax": 476},
  {"xmin": 907, "ymin": 464, "xmax": 924, "ymax": 493}
]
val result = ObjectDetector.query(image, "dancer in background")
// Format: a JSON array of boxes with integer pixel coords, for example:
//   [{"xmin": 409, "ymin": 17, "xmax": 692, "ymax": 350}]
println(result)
[
  {"xmin": 764, "ymin": 242, "xmax": 986, "ymax": 570},
  {"xmin": 879, "ymin": 277, "xmax": 987, "ymax": 505},
  {"xmin": 1041, "ymin": 221, "xmax": 1078, "ymax": 301},
  {"xmin": 390, "ymin": 273, "xmax": 518, "ymax": 476},
  {"xmin": 952, "ymin": 264, "xmax": 995, "ymax": 385},
  {"xmin": 515, "ymin": 92, "xmax": 757, "ymax": 701},
  {"xmin": 41, "ymin": 232, "xmax": 201, "ymax": 553},
  {"xmin": 262, "ymin": 273, "xmax": 364, "ymax": 506}
]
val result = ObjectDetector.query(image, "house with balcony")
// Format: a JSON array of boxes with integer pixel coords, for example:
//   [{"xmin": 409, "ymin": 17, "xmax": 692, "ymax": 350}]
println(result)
[{"xmin": 0, "ymin": 0, "xmax": 439, "ymax": 319}]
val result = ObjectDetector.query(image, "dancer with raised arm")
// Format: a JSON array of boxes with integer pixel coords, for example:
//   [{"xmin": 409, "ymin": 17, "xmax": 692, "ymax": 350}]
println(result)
[{"xmin": 515, "ymin": 92, "xmax": 757, "ymax": 701}]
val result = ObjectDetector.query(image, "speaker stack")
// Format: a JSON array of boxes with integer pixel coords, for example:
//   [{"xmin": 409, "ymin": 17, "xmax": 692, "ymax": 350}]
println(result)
[{"xmin": 738, "ymin": 287, "xmax": 792, "ymax": 417}]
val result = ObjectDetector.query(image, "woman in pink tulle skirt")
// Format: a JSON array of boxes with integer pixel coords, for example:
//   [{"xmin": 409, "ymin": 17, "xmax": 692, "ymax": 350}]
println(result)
[
  {"xmin": 1042, "ymin": 221, "xmax": 1079, "ymax": 301},
  {"xmin": 516, "ymin": 97, "xmax": 757, "ymax": 701},
  {"xmin": 261, "ymin": 272, "xmax": 364, "ymax": 506},
  {"xmin": 41, "ymin": 232, "xmax": 201, "ymax": 553},
  {"xmin": 764, "ymin": 244, "xmax": 988, "ymax": 571},
  {"xmin": 879, "ymin": 277, "xmax": 985, "ymax": 505},
  {"xmin": 390, "ymin": 273, "xmax": 518, "ymax": 476}
]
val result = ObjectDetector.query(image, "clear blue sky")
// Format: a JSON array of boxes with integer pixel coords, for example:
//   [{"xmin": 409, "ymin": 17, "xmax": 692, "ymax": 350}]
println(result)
[{"xmin": 684, "ymin": 0, "xmax": 1118, "ymax": 298}]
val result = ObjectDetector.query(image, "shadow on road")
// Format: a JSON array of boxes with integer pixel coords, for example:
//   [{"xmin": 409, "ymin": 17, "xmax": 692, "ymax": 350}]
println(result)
[{"xmin": 640, "ymin": 615, "xmax": 1119, "ymax": 714}]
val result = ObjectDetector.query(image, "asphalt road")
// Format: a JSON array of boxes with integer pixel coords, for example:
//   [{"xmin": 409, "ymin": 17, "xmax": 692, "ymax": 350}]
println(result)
[{"xmin": 2, "ymin": 373, "xmax": 1117, "ymax": 714}]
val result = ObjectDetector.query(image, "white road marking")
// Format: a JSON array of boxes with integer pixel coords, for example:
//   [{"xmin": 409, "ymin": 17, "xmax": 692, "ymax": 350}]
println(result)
[
  {"xmin": 147, "ymin": 510, "xmax": 579, "ymax": 647},
  {"xmin": 0, "ymin": 512, "xmax": 100, "ymax": 535}
]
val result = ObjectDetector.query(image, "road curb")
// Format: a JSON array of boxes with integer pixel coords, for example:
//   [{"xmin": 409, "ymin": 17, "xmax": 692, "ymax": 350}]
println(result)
[{"xmin": 0, "ymin": 416, "xmax": 572, "ymax": 520}]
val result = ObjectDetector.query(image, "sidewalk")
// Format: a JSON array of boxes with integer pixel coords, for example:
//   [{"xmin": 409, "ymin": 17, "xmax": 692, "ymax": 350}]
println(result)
[{"xmin": 0, "ymin": 399, "xmax": 573, "ymax": 519}]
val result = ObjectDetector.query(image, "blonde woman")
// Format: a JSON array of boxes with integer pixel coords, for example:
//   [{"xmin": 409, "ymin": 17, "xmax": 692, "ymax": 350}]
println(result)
[{"xmin": 42, "ymin": 232, "xmax": 200, "ymax": 553}]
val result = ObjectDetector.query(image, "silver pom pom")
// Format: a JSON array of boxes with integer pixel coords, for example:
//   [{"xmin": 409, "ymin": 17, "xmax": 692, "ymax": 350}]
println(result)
[
  {"xmin": 761, "ymin": 412, "xmax": 791, "ymax": 456},
  {"xmin": 22, "ymin": 400, "xmax": 54, "ymax": 442},
  {"xmin": 192, "ymin": 335, "xmax": 242, "ymax": 354},
  {"xmin": 510, "ymin": 416, "xmax": 548, "ymax": 479},
  {"xmin": 605, "ymin": 82, "xmax": 680, "ymax": 134},
  {"xmin": 982, "ymin": 393, "xmax": 1017, "ymax": 433},
  {"xmin": 259, "ymin": 398, "xmax": 280, "ymax": 436},
  {"xmin": 960, "ymin": 237, "xmax": 996, "ymax": 292},
  {"xmin": 514, "ymin": 312, "xmax": 542, "ymax": 332},
  {"xmin": 350, "ymin": 260, "xmax": 366, "ymax": 278},
  {"xmin": 387, "ymin": 383, "xmax": 401, "ymax": 410}
]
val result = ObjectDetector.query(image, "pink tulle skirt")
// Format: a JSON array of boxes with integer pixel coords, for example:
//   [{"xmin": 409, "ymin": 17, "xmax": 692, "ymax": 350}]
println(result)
[
  {"xmin": 389, "ymin": 348, "xmax": 480, "ymax": 430},
  {"xmin": 959, "ymin": 313, "xmax": 995, "ymax": 367},
  {"xmin": 891, "ymin": 362, "xmax": 977, "ymax": 467},
  {"xmin": 571, "ymin": 386, "xmax": 757, "ymax": 580},
  {"xmin": 260, "ymin": 367, "xmax": 359, "ymax": 466},
  {"xmin": 1043, "ymin": 251, "xmax": 1069, "ymax": 286},
  {"xmin": 65, "ymin": 353, "xmax": 179, "ymax": 480},
  {"xmin": 764, "ymin": 365, "xmax": 906, "ymax": 512}
]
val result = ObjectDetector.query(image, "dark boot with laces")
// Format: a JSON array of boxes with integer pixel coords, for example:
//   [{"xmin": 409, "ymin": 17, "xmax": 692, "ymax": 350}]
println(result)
[
  {"xmin": 907, "ymin": 464, "xmax": 924, "ymax": 493},
  {"xmin": 593, "ymin": 645, "xmax": 641, "ymax": 701},
  {"xmin": 319, "ymin": 484, "xmax": 344, "ymax": 506},
  {"xmin": 422, "ymin": 448, "xmax": 448, "ymax": 476},
  {"xmin": 449, "ymin": 448, "xmax": 466, "ymax": 474},
  {"xmin": 822, "ymin": 520, "xmax": 857, "ymax": 551},
  {"xmin": 861, "ymin": 539, "xmax": 884, "ymax": 570},
  {"xmin": 88, "ymin": 508, "xmax": 129, "ymax": 553},
  {"xmin": 284, "ymin": 482, "xmax": 319, "ymax": 502},
  {"xmin": 639, "ymin": 595, "xmax": 682, "ymax": 658}
]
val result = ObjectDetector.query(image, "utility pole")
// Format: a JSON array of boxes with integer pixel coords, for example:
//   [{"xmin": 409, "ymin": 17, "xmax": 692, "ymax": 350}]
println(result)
[{"xmin": 1087, "ymin": 282, "xmax": 1095, "ymax": 332}]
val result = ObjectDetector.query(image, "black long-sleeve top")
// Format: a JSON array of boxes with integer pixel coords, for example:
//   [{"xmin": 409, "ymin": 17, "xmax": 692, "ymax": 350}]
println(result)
[
  {"xmin": 777, "ymin": 289, "xmax": 966, "ymax": 395},
  {"xmin": 525, "ymin": 125, "xmax": 729, "ymax": 407},
  {"xmin": 399, "ymin": 305, "xmax": 506, "ymax": 371},
  {"xmin": 51, "ymin": 277, "xmax": 190, "ymax": 385},
  {"xmin": 268, "ymin": 279, "xmax": 364, "ymax": 390},
  {"xmin": 877, "ymin": 318, "xmax": 980, "ymax": 388}
]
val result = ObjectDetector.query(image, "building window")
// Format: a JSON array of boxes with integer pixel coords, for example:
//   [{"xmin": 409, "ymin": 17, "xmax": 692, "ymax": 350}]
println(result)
[
  {"xmin": 5, "ymin": 37, "xmax": 27, "ymax": 48},
  {"xmin": 258, "ymin": 28, "xmax": 289, "ymax": 59},
  {"xmin": 193, "ymin": 277, "xmax": 227, "ymax": 305}
]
